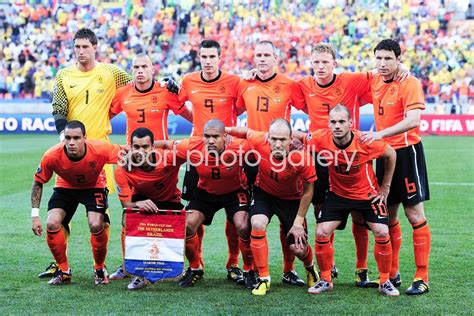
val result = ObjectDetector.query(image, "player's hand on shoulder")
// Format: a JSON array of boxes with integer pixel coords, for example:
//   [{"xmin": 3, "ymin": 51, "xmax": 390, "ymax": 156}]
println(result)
[
  {"xmin": 395, "ymin": 63, "xmax": 410, "ymax": 82},
  {"xmin": 160, "ymin": 77, "xmax": 180, "ymax": 95},
  {"xmin": 290, "ymin": 137, "xmax": 304, "ymax": 151},
  {"xmin": 136, "ymin": 199, "xmax": 159, "ymax": 213},
  {"xmin": 59, "ymin": 131, "xmax": 65, "ymax": 143},
  {"xmin": 241, "ymin": 68, "xmax": 257, "ymax": 81},
  {"xmin": 360, "ymin": 131, "xmax": 382, "ymax": 145},
  {"xmin": 32, "ymin": 217, "xmax": 43, "ymax": 236}
]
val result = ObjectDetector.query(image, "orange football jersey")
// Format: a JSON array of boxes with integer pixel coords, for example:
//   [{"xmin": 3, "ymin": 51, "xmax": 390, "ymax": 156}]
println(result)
[
  {"xmin": 114, "ymin": 150, "xmax": 184, "ymax": 203},
  {"xmin": 298, "ymin": 72, "xmax": 373, "ymax": 131},
  {"xmin": 304, "ymin": 129, "xmax": 387, "ymax": 200},
  {"xmin": 247, "ymin": 130, "xmax": 316, "ymax": 200},
  {"xmin": 371, "ymin": 74, "xmax": 426, "ymax": 149},
  {"xmin": 34, "ymin": 140, "xmax": 122, "ymax": 189},
  {"xmin": 111, "ymin": 81, "xmax": 185, "ymax": 143},
  {"xmin": 237, "ymin": 74, "xmax": 305, "ymax": 131},
  {"xmin": 174, "ymin": 136, "xmax": 249, "ymax": 195},
  {"xmin": 179, "ymin": 71, "xmax": 240, "ymax": 136}
]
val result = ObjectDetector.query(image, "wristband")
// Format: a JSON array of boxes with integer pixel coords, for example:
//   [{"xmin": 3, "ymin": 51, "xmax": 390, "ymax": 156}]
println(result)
[{"xmin": 31, "ymin": 208, "xmax": 40, "ymax": 217}]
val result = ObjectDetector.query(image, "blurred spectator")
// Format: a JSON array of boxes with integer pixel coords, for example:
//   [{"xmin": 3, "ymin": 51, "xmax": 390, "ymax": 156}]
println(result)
[
  {"xmin": 1, "ymin": 0, "xmax": 472, "ymax": 107},
  {"xmin": 0, "ymin": 1, "xmax": 177, "ymax": 100}
]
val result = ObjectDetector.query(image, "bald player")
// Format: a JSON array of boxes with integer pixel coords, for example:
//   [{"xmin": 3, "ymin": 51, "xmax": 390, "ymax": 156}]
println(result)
[
  {"xmin": 226, "ymin": 119, "xmax": 319, "ymax": 296},
  {"xmin": 295, "ymin": 105, "xmax": 398, "ymax": 296},
  {"xmin": 236, "ymin": 40, "xmax": 308, "ymax": 287},
  {"xmin": 155, "ymin": 119, "xmax": 255, "ymax": 289}
]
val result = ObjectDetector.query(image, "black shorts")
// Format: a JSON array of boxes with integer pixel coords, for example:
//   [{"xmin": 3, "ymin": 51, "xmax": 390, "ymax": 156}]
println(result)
[
  {"xmin": 311, "ymin": 154, "xmax": 329, "ymax": 205},
  {"xmin": 182, "ymin": 164, "xmax": 199, "ymax": 201},
  {"xmin": 48, "ymin": 188, "xmax": 110, "ymax": 225},
  {"xmin": 243, "ymin": 163, "xmax": 258, "ymax": 188},
  {"xmin": 186, "ymin": 188, "xmax": 250, "ymax": 226},
  {"xmin": 376, "ymin": 142, "xmax": 430, "ymax": 207},
  {"xmin": 317, "ymin": 192, "xmax": 389, "ymax": 229},
  {"xmin": 250, "ymin": 186, "xmax": 307, "ymax": 245},
  {"xmin": 131, "ymin": 195, "xmax": 184, "ymax": 210}
]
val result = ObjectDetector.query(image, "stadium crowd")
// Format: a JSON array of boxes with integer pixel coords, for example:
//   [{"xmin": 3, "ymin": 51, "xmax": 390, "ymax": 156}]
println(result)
[{"xmin": 0, "ymin": 0, "xmax": 473, "ymax": 106}]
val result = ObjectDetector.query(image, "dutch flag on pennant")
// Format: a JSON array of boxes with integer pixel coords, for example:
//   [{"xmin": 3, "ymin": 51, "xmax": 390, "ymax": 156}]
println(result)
[{"xmin": 124, "ymin": 210, "xmax": 186, "ymax": 283}]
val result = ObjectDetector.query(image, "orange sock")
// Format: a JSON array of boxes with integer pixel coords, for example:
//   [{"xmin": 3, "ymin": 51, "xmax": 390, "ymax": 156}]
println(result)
[
  {"xmin": 315, "ymin": 236, "xmax": 333, "ymax": 282},
  {"xmin": 251, "ymin": 229, "xmax": 269, "ymax": 278},
  {"xmin": 297, "ymin": 245, "xmax": 314, "ymax": 267},
  {"xmin": 91, "ymin": 226, "xmax": 109, "ymax": 270},
  {"xmin": 91, "ymin": 226, "xmax": 109, "ymax": 269},
  {"xmin": 47, "ymin": 227, "xmax": 69, "ymax": 272},
  {"xmin": 280, "ymin": 223, "xmax": 295, "ymax": 272},
  {"xmin": 374, "ymin": 236, "xmax": 392, "ymax": 284},
  {"xmin": 389, "ymin": 220, "xmax": 402, "ymax": 278},
  {"xmin": 239, "ymin": 237, "xmax": 253, "ymax": 271},
  {"xmin": 185, "ymin": 232, "xmax": 202, "ymax": 269},
  {"xmin": 352, "ymin": 221, "xmax": 369, "ymax": 269},
  {"xmin": 412, "ymin": 220, "xmax": 431, "ymax": 282},
  {"xmin": 225, "ymin": 220, "xmax": 240, "ymax": 269},
  {"xmin": 197, "ymin": 224, "xmax": 205, "ymax": 267},
  {"xmin": 121, "ymin": 226, "xmax": 126, "ymax": 258}
]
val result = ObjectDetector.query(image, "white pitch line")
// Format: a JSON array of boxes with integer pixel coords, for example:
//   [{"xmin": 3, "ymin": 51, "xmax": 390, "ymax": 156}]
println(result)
[{"xmin": 431, "ymin": 182, "xmax": 474, "ymax": 186}]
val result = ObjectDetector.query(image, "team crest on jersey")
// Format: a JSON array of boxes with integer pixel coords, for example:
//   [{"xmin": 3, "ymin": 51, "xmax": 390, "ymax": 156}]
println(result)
[
  {"xmin": 334, "ymin": 87, "xmax": 342, "ymax": 96},
  {"xmin": 306, "ymin": 133, "xmax": 312, "ymax": 141},
  {"xmin": 152, "ymin": 96, "xmax": 158, "ymax": 104},
  {"xmin": 36, "ymin": 166, "xmax": 42, "ymax": 174},
  {"xmin": 218, "ymin": 86, "xmax": 226, "ymax": 94},
  {"xmin": 97, "ymin": 76, "xmax": 104, "ymax": 84},
  {"xmin": 273, "ymin": 85, "xmax": 281, "ymax": 94},
  {"xmin": 89, "ymin": 161, "xmax": 97, "ymax": 169},
  {"xmin": 389, "ymin": 86, "xmax": 397, "ymax": 95}
]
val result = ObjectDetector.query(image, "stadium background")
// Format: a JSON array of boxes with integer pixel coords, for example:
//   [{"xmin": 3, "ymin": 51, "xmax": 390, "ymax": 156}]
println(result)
[{"xmin": 0, "ymin": 0, "xmax": 473, "ymax": 314}]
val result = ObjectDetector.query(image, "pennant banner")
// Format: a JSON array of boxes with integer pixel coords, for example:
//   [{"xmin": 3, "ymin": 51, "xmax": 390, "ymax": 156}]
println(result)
[{"xmin": 124, "ymin": 210, "xmax": 186, "ymax": 283}]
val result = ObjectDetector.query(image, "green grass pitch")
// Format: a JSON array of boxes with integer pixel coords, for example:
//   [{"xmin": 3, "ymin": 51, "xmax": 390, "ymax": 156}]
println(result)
[{"xmin": 0, "ymin": 134, "xmax": 473, "ymax": 314}]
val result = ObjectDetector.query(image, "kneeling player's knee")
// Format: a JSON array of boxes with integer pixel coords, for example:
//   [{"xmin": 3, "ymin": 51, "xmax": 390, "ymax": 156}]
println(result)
[
  {"xmin": 46, "ymin": 221, "xmax": 61, "ymax": 231},
  {"xmin": 316, "ymin": 226, "xmax": 332, "ymax": 239},
  {"xmin": 405, "ymin": 207, "xmax": 426, "ymax": 225},
  {"xmin": 236, "ymin": 222, "xmax": 250, "ymax": 239},
  {"xmin": 186, "ymin": 226, "xmax": 196, "ymax": 237},
  {"xmin": 89, "ymin": 222, "xmax": 104, "ymax": 234},
  {"xmin": 251, "ymin": 222, "xmax": 267, "ymax": 232},
  {"xmin": 372, "ymin": 226, "xmax": 389, "ymax": 238},
  {"xmin": 290, "ymin": 244, "xmax": 306, "ymax": 257}
]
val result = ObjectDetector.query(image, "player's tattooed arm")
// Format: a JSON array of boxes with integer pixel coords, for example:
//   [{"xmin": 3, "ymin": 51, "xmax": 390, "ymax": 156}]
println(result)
[
  {"xmin": 31, "ymin": 181, "xmax": 43, "ymax": 236},
  {"xmin": 31, "ymin": 181, "xmax": 43, "ymax": 209}
]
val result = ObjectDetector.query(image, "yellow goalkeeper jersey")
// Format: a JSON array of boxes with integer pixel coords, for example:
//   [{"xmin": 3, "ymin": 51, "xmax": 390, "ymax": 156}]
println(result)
[{"xmin": 52, "ymin": 62, "xmax": 132, "ymax": 141}]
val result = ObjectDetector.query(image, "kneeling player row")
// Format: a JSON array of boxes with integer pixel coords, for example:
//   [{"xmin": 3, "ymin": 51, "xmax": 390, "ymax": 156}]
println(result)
[{"xmin": 31, "ymin": 105, "xmax": 430, "ymax": 297}]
